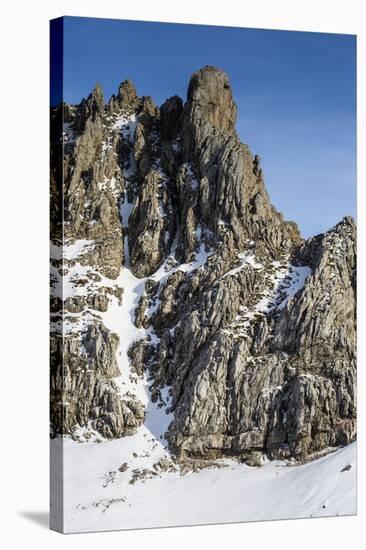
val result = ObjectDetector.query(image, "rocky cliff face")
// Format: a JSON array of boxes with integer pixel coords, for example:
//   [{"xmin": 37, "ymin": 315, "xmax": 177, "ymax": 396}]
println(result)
[{"xmin": 50, "ymin": 66, "xmax": 356, "ymax": 463}]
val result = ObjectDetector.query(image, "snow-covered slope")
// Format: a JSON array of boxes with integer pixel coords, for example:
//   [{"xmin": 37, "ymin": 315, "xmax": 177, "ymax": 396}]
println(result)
[
  {"xmin": 55, "ymin": 439, "xmax": 356, "ymax": 533},
  {"xmin": 54, "ymin": 238, "xmax": 356, "ymax": 534}
]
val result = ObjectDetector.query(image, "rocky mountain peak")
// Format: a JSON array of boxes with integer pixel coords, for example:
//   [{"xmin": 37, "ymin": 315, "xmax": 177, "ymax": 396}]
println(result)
[
  {"xmin": 85, "ymin": 83, "xmax": 104, "ymax": 118},
  {"xmin": 74, "ymin": 82, "xmax": 105, "ymax": 132},
  {"xmin": 186, "ymin": 65, "xmax": 237, "ymax": 135},
  {"xmin": 337, "ymin": 215, "xmax": 356, "ymax": 233},
  {"xmin": 182, "ymin": 66, "xmax": 237, "ymax": 163},
  {"xmin": 108, "ymin": 78, "xmax": 138, "ymax": 113},
  {"xmin": 118, "ymin": 78, "xmax": 137, "ymax": 105},
  {"xmin": 50, "ymin": 65, "xmax": 356, "ymax": 467},
  {"xmin": 92, "ymin": 82, "xmax": 104, "ymax": 103}
]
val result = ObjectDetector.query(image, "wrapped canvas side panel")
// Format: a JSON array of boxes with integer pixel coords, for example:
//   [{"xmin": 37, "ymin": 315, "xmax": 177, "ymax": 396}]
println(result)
[{"xmin": 50, "ymin": 16, "xmax": 64, "ymax": 534}]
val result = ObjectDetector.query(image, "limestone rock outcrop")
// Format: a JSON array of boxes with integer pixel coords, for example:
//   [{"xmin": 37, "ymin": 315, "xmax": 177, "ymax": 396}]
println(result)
[{"xmin": 50, "ymin": 65, "xmax": 356, "ymax": 462}]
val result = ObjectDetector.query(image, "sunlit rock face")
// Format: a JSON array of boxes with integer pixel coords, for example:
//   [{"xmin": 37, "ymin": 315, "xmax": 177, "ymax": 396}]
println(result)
[{"xmin": 50, "ymin": 66, "xmax": 356, "ymax": 464}]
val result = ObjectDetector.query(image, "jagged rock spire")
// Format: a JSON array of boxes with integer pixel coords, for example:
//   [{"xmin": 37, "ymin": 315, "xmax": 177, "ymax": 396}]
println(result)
[
  {"xmin": 74, "ymin": 82, "xmax": 105, "ymax": 132},
  {"xmin": 117, "ymin": 78, "xmax": 137, "ymax": 105},
  {"xmin": 186, "ymin": 66, "xmax": 237, "ymax": 134},
  {"xmin": 90, "ymin": 82, "xmax": 104, "ymax": 109},
  {"xmin": 109, "ymin": 78, "xmax": 138, "ymax": 113},
  {"xmin": 182, "ymin": 66, "xmax": 237, "ymax": 160},
  {"xmin": 178, "ymin": 66, "xmax": 301, "ymax": 256}
]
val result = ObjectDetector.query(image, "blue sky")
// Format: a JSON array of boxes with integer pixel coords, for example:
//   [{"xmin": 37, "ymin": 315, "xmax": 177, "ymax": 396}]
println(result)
[{"xmin": 60, "ymin": 17, "xmax": 356, "ymax": 238}]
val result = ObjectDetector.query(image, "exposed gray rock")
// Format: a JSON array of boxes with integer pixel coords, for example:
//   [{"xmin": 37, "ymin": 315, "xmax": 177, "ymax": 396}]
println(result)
[
  {"xmin": 182, "ymin": 65, "xmax": 237, "ymax": 159},
  {"xmin": 155, "ymin": 217, "xmax": 356, "ymax": 462},
  {"xmin": 50, "ymin": 323, "xmax": 144, "ymax": 439},
  {"xmin": 74, "ymin": 83, "xmax": 105, "ymax": 133},
  {"xmin": 108, "ymin": 78, "xmax": 138, "ymax": 113},
  {"xmin": 129, "ymin": 169, "xmax": 176, "ymax": 277},
  {"xmin": 51, "ymin": 66, "xmax": 356, "ymax": 463}
]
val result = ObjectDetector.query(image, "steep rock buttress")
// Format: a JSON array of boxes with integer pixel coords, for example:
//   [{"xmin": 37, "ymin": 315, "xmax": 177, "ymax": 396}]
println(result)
[{"xmin": 50, "ymin": 66, "xmax": 356, "ymax": 464}]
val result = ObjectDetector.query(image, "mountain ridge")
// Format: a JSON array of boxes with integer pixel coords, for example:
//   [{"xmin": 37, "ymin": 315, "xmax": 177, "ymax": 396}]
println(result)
[{"xmin": 50, "ymin": 65, "xmax": 356, "ymax": 465}]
